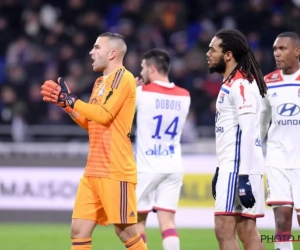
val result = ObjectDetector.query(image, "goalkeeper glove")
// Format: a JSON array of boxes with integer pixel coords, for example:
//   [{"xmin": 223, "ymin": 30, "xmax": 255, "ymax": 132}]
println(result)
[
  {"xmin": 238, "ymin": 175, "xmax": 256, "ymax": 208},
  {"xmin": 41, "ymin": 77, "xmax": 78, "ymax": 112},
  {"xmin": 212, "ymin": 167, "xmax": 219, "ymax": 200}
]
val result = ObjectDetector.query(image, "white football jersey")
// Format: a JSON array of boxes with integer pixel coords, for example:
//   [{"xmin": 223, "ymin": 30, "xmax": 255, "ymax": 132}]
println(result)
[
  {"xmin": 135, "ymin": 81, "xmax": 190, "ymax": 173},
  {"xmin": 215, "ymin": 71, "xmax": 264, "ymax": 174},
  {"xmin": 262, "ymin": 69, "xmax": 300, "ymax": 169}
]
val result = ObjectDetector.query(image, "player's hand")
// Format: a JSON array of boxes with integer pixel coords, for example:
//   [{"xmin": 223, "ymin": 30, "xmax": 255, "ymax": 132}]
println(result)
[
  {"xmin": 212, "ymin": 167, "xmax": 219, "ymax": 200},
  {"xmin": 135, "ymin": 77, "xmax": 144, "ymax": 87},
  {"xmin": 238, "ymin": 175, "xmax": 256, "ymax": 208},
  {"xmin": 41, "ymin": 77, "xmax": 78, "ymax": 109}
]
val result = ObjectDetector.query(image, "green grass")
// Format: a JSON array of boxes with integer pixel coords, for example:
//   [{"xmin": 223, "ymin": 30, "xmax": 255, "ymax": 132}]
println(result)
[{"xmin": 1, "ymin": 224, "xmax": 299, "ymax": 250}]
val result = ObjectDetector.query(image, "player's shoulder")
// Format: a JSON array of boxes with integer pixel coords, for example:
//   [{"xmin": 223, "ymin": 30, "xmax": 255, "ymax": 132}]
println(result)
[
  {"xmin": 264, "ymin": 70, "xmax": 283, "ymax": 84},
  {"xmin": 223, "ymin": 70, "xmax": 246, "ymax": 88},
  {"xmin": 91, "ymin": 76, "xmax": 104, "ymax": 90},
  {"xmin": 229, "ymin": 70, "xmax": 258, "ymax": 88},
  {"xmin": 172, "ymin": 85, "xmax": 190, "ymax": 97},
  {"xmin": 108, "ymin": 67, "xmax": 135, "ymax": 89},
  {"xmin": 93, "ymin": 76, "xmax": 103, "ymax": 85},
  {"xmin": 226, "ymin": 71, "xmax": 260, "ymax": 99},
  {"xmin": 122, "ymin": 67, "xmax": 135, "ymax": 80},
  {"xmin": 136, "ymin": 85, "xmax": 143, "ymax": 98},
  {"xmin": 141, "ymin": 82, "xmax": 190, "ymax": 97}
]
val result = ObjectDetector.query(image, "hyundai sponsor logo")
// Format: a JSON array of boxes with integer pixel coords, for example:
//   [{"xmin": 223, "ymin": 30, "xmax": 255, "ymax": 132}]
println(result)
[{"xmin": 277, "ymin": 103, "xmax": 300, "ymax": 117}]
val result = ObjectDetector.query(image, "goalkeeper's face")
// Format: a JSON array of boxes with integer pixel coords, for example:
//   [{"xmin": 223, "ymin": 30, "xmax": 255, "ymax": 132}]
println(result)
[{"xmin": 90, "ymin": 37, "xmax": 110, "ymax": 72}]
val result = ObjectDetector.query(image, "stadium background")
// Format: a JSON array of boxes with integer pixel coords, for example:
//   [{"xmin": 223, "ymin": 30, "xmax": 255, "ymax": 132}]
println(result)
[{"xmin": 1, "ymin": 0, "xmax": 300, "ymax": 249}]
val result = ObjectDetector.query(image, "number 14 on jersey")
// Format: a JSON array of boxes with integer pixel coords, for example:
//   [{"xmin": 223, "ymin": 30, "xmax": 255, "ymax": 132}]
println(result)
[{"xmin": 152, "ymin": 115, "xmax": 179, "ymax": 140}]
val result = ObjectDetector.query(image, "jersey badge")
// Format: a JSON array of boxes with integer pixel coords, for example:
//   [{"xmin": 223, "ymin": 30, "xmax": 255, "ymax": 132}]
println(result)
[
  {"xmin": 271, "ymin": 73, "xmax": 278, "ymax": 79},
  {"xmin": 218, "ymin": 93, "xmax": 225, "ymax": 103},
  {"xmin": 98, "ymin": 86, "xmax": 105, "ymax": 96},
  {"xmin": 265, "ymin": 72, "xmax": 282, "ymax": 83}
]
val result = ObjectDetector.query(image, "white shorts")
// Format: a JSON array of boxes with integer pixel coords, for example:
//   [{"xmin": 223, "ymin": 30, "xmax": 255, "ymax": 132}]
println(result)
[
  {"xmin": 215, "ymin": 172, "xmax": 265, "ymax": 218},
  {"xmin": 136, "ymin": 172, "xmax": 183, "ymax": 213},
  {"xmin": 266, "ymin": 167, "xmax": 300, "ymax": 213}
]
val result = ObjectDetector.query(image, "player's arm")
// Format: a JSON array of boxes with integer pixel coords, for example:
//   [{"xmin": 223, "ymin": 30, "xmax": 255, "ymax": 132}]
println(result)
[
  {"xmin": 237, "ymin": 113, "xmax": 257, "ymax": 175},
  {"xmin": 40, "ymin": 78, "xmax": 89, "ymax": 130},
  {"xmin": 186, "ymin": 94, "xmax": 192, "ymax": 114},
  {"xmin": 259, "ymin": 94, "xmax": 271, "ymax": 141},
  {"xmin": 232, "ymin": 80, "xmax": 258, "ymax": 175},
  {"xmin": 66, "ymin": 110, "xmax": 89, "ymax": 130},
  {"xmin": 73, "ymin": 76, "xmax": 131, "ymax": 125},
  {"xmin": 67, "ymin": 77, "xmax": 106, "ymax": 130}
]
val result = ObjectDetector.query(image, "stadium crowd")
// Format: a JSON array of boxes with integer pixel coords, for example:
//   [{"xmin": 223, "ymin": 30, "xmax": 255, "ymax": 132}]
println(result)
[{"xmin": 0, "ymin": 0, "xmax": 299, "ymax": 141}]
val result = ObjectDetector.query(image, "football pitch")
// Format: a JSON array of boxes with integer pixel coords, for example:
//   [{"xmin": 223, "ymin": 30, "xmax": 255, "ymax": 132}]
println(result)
[{"xmin": 1, "ymin": 223, "xmax": 300, "ymax": 250}]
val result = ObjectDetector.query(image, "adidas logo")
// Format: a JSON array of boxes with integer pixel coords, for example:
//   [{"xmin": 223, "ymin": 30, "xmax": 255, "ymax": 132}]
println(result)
[
  {"xmin": 272, "ymin": 92, "xmax": 277, "ymax": 97},
  {"xmin": 235, "ymin": 204, "xmax": 242, "ymax": 210},
  {"xmin": 129, "ymin": 211, "xmax": 135, "ymax": 217}
]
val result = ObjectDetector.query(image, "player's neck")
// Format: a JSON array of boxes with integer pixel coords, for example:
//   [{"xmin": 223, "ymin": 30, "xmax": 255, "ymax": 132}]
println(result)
[
  {"xmin": 103, "ymin": 63, "xmax": 123, "ymax": 76},
  {"xmin": 151, "ymin": 75, "xmax": 169, "ymax": 83},
  {"xmin": 282, "ymin": 65, "xmax": 300, "ymax": 75},
  {"xmin": 223, "ymin": 62, "xmax": 238, "ymax": 80}
]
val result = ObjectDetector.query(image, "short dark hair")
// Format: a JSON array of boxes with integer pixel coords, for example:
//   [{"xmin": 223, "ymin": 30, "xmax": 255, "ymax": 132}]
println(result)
[
  {"xmin": 278, "ymin": 31, "xmax": 300, "ymax": 40},
  {"xmin": 98, "ymin": 32, "xmax": 125, "ymax": 41},
  {"xmin": 277, "ymin": 32, "xmax": 300, "ymax": 44},
  {"xmin": 142, "ymin": 48, "xmax": 170, "ymax": 75},
  {"xmin": 215, "ymin": 29, "xmax": 267, "ymax": 97}
]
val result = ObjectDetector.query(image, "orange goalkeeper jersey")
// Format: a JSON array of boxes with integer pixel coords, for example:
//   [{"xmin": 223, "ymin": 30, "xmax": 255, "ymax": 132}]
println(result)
[{"xmin": 73, "ymin": 66, "xmax": 137, "ymax": 183}]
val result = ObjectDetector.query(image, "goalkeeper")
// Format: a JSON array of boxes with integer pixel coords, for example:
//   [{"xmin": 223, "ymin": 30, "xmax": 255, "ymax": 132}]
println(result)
[{"xmin": 41, "ymin": 32, "xmax": 147, "ymax": 250}]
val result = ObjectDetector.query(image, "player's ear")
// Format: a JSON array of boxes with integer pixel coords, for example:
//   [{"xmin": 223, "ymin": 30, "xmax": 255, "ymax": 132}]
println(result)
[
  {"xmin": 224, "ymin": 51, "xmax": 233, "ymax": 62},
  {"xmin": 295, "ymin": 47, "xmax": 300, "ymax": 58},
  {"xmin": 108, "ymin": 50, "xmax": 117, "ymax": 61},
  {"xmin": 149, "ymin": 65, "xmax": 156, "ymax": 74}
]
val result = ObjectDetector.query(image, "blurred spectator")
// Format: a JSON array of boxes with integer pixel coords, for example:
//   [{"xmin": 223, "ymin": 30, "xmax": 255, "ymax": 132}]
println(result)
[
  {"xmin": 0, "ymin": 0, "xmax": 299, "ymax": 142},
  {"xmin": 26, "ymin": 82, "xmax": 48, "ymax": 124}
]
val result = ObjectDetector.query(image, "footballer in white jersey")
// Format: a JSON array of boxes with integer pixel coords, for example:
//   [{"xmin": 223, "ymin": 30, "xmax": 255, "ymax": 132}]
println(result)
[
  {"xmin": 215, "ymin": 70, "xmax": 265, "ymax": 218},
  {"xmin": 207, "ymin": 29, "xmax": 267, "ymax": 250},
  {"xmin": 135, "ymin": 48, "xmax": 190, "ymax": 250},
  {"xmin": 262, "ymin": 69, "xmax": 300, "ymax": 212},
  {"xmin": 216, "ymin": 72, "xmax": 264, "ymax": 175},
  {"xmin": 262, "ymin": 69, "xmax": 300, "ymax": 170},
  {"xmin": 260, "ymin": 32, "xmax": 300, "ymax": 250},
  {"xmin": 136, "ymin": 81, "xmax": 190, "ymax": 174},
  {"xmin": 135, "ymin": 81, "xmax": 190, "ymax": 213}
]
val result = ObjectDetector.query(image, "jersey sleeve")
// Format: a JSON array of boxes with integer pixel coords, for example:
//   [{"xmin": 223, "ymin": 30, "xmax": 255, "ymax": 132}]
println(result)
[
  {"xmin": 63, "ymin": 108, "xmax": 88, "ymax": 130},
  {"xmin": 73, "ymin": 71, "xmax": 133, "ymax": 125},
  {"xmin": 186, "ymin": 94, "xmax": 191, "ymax": 113},
  {"xmin": 70, "ymin": 113, "xmax": 89, "ymax": 130},
  {"xmin": 231, "ymin": 79, "xmax": 257, "ymax": 116},
  {"xmin": 238, "ymin": 113, "xmax": 257, "ymax": 175},
  {"xmin": 260, "ymin": 91, "xmax": 272, "ymax": 141}
]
